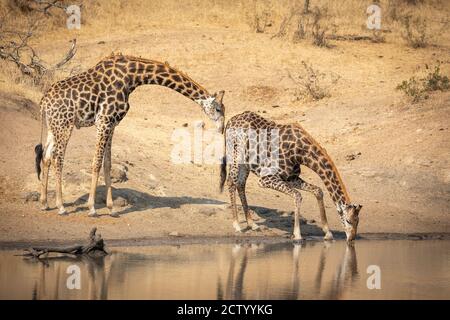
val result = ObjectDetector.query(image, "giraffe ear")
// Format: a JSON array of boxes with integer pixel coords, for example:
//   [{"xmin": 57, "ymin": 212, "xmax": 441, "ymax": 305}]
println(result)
[{"xmin": 215, "ymin": 90, "xmax": 225, "ymax": 103}]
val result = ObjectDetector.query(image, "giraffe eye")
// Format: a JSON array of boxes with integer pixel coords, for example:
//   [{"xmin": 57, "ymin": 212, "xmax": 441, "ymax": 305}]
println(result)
[{"xmin": 345, "ymin": 219, "xmax": 352, "ymax": 225}]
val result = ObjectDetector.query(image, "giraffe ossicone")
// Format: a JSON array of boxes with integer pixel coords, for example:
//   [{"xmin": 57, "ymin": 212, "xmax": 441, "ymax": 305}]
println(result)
[{"xmin": 34, "ymin": 54, "xmax": 225, "ymax": 217}]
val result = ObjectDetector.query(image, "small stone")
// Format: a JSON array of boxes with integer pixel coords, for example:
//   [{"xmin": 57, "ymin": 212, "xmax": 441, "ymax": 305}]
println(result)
[
  {"xmin": 111, "ymin": 163, "xmax": 128, "ymax": 183},
  {"xmin": 198, "ymin": 207, "xmax": 217, "ymax": 216},
  {"xmin": 22, "ymin": 191, "xmax": 40, "ymax": 203},
  {"xmin": 182, "ymin": 123, "xmax": 188, "ymax": 127},
  {"xmin": 169, "ymin": 231, "xmax": 180, "ymax": 237},
  {"xmin": 113, "ymin": 196, "xmax": 128, "ymax": 207},
  {"xmin": 148, "ymin": 180, "xmax": 158, "ymax": 190}
]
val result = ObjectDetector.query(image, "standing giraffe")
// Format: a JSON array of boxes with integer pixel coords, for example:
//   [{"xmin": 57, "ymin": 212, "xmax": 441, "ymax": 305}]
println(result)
[
  {"xmin": 219, "ymin": 111, "xmax": 362, "ymax": 242},
  {"xmin": 35, "ymin": 53, "xmax": 225, "ymax": 217}
]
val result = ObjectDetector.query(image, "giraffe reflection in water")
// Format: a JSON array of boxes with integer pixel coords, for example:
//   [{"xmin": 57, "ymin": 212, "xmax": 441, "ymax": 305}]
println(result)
[{"xmin": 216, "ymin": 242, "xmax": 359, "ymax": 300}]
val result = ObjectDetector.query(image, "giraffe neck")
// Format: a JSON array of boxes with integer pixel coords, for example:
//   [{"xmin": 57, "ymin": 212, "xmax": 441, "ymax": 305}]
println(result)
[
  {"xmin": 102, "ymin": 55, "xmax": 212, "ymax": 105},
  {"xmin": 297, "ymin": 129, "xmax": 351, "ymax": 208},
  {"xmin": 311, "ymin": 156, "xmax": 350, "ymax": 207}
]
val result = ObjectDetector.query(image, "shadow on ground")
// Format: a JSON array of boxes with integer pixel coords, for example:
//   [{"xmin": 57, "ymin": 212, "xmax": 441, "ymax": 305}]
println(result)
[{"xmin": 68, "ymin": 186, "xmax": 225, "ymax": 216}]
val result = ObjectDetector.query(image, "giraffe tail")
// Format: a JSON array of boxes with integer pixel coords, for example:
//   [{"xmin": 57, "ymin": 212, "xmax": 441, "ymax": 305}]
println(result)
[
  {"xmin": 34, "ymin": 107, "xmax": 45, "ymax": 180},
  {"xmin": 219, "ymin": 155, "xmax": 227, "ymax": 193}
]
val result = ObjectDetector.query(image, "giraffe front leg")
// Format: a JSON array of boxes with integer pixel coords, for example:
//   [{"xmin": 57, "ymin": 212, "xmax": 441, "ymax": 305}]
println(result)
[
  {"xmin": 87, "ymin": 124, "xmax": 113, "ymax": 217},
  {"xmin": 259, "ymin": 175, "xmax": 303, "ymax": 241}
]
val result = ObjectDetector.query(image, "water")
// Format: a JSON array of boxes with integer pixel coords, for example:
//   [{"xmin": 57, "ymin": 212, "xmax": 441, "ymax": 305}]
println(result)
[{"xmin": 0, "ymin": 240, "xmax": 449, "ymax": 300}]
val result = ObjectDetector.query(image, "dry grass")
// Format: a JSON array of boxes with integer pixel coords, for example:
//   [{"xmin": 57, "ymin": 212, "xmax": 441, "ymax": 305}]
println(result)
[
  {"xmin": 288, "ymin": 60, "xmax": 340, "ymax": 101},
  {"xmin": 0, "ymin": 0, "xmax": 449, "ymax": 98}
]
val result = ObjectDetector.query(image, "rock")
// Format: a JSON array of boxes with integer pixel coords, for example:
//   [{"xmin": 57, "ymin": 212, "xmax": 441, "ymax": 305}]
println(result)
[
  {"xmin": 198, "ymin": 207, "xmax": 217, "ymax": 216},
  {"xmin": 345, "ymin": 152, "xmax": 361, "ymax": 161},
  {"xmin": 300, "ymin": 216, "xmax": 308, "ymax": 225},
  {"xmin": 280, "ymin": 211, "xmax": 293, "ymax": 217},
  {"xmin": 22, "ymin": 191, "xmax": 40, "ymax": 203},
  {"xmin": 148, "ymin": 180, "xmax": 159, "ymax": 190},
  {"xmin": 111, "ymin": 163, "xmax": 128, "ymax": 183},
  {"xmin": 169, "ymin": 231, "xmax": 180, "ymax": 237},
  {"xmin": 113, "ymin": 196, "xmax": 128, "ymax": 207},
  {"xmin": 182, "ymin": 123, "xmax": 188, "ymax": 127}
]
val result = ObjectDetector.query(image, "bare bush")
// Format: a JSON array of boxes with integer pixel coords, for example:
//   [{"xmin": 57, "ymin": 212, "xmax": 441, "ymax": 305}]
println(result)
[
  {"xmin": 0, "ymin": 5, "xmax": 77, "ymax": 86},
  {"xmin": 254, "ymin": 10, "xmax": 272, "ymax": 33},
  {"xmin": 400, "ymin": 15, "xmax": 429, "ymax": 48},
  {"xmin": 288, "ymin": 61, "xmax": 340, "ymax": 101},
  {"xmin": 274, "ymin": 3, "xmax": 333, "ymax": 48}
]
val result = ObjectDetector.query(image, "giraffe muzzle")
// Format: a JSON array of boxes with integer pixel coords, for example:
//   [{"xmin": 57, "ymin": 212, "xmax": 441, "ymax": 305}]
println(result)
[{"xmin": 215, "ymin": 117, "xmax": 225, "ymax": 134}]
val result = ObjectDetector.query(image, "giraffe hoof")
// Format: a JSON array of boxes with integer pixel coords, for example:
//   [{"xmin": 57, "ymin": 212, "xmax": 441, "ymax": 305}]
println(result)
[
  {"xmin": 58, "ymin": 208, "xmax": 68, "ymax": 216},
  {"xmin": 324, "ymin": 232, "xmax": 334, "ymax": 241},
  {"xmin": 251, "ymin": 224, "xmax": 260, "ymax": 231},
  {"xmin": 233, "ymin": 222, "xmax": 242, "ymax": 233},
  {"xmin": 40, "ymin": 204, "xmax": 49, "ymax": 211},
  {"xmin": 88, "ymin": 208, "xmax": 99, "ymax": 218}
]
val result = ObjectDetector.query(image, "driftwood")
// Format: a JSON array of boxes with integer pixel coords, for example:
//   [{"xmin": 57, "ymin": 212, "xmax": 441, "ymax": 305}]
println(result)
[
  {"xmin": 20, "ymin": 228, "xmax": 108, "ymax": 259},
  {"xmin": 326, "ymin": 34, "xmax": 374, "ymax": 41}
]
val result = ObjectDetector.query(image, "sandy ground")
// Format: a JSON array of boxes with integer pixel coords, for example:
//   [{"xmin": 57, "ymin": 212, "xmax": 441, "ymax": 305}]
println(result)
[{"xmin": 1, "ymin": 21, "xmax": 449, "ymax": 243}]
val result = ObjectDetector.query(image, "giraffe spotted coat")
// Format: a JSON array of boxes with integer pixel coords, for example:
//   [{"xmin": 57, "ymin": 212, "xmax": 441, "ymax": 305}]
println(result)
[
  {"xmin": 35, "ymin": 53, "xmax": 225, "ymax": 217},
  {"xmin": 220, "ymin": 111, "xmax": 362, "ymax": 242}
]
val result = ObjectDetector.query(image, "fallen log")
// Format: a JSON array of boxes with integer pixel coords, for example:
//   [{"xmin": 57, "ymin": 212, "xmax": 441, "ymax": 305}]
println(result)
[{"xmin": 20, "ymin": 227, "xmax": 108, "ymax": 259}]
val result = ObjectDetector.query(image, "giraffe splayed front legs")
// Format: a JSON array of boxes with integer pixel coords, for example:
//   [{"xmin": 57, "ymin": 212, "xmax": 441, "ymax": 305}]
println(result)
[
  {"xmin": 35, "ymin": 54, "xmax": 225, "ymax": 217},
  {"xmin": 220, "ymin": 111, "xmax": 362, "ymax": 242}
]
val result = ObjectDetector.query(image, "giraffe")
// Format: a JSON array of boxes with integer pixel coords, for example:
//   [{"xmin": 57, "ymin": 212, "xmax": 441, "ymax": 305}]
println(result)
[
  {"xmin": 34, "ymin": 53, "xmax": 225, "ymax": 217},
  {"xmin": 219, "ymin": 111, "xmax": 362, "ymax": 242}
]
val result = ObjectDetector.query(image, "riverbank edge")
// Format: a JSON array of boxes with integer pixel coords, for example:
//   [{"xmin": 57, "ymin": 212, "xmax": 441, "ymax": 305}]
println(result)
[{"xmin": 1, "ymin": 232, "xmax": 449, "ymax": 250}]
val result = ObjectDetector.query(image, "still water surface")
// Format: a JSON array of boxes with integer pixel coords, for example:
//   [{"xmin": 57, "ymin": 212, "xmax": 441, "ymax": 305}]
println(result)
[{"xmin": 0, "ymin": 240, "xmax": 449, "ymax": 299}]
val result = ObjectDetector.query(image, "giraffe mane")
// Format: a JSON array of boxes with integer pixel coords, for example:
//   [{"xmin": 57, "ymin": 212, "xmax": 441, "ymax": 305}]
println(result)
[{"xmin": 292, "ymin": 123, "xmax": 351, "ymax": 203}]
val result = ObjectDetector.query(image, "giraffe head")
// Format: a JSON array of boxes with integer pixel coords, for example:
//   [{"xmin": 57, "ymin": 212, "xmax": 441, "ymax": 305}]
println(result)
[
  {"xmin": 339, "ymin": 204, "xmax": 362, "ymax": 242},
  {"xmin": 196, "ymin": 90, "xmax": 225, "ymax": 133}
]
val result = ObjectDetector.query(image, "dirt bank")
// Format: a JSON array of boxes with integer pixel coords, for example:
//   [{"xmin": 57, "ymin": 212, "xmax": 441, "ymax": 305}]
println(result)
[{"xmin": 1, "ymin": 2, "xmax": 449, "ymax": 243}]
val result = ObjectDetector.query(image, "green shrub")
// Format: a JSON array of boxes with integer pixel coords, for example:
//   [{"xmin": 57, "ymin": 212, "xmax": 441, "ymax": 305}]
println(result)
[{"xmin": 397, "ymin": 62, "xmax": 450, "ymax": 102}]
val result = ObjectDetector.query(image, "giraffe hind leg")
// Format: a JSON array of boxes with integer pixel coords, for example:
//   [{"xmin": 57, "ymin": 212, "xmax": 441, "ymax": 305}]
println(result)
[
  {"xmin": 52, "ymin": 127, "xmax": 73, "ymax": 216},
  {"xmin": 236, "ymin": 165, "xmax": 259, "ymax": 231},
  {"xmin": 40, "ymin": 131, "xmax": 55, "ymax": 211},
  {"xmin": 227, "ymin": 163, "xmax": 242, "ymax": 232}
]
